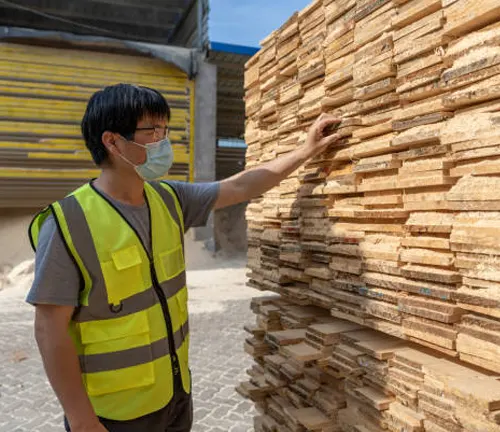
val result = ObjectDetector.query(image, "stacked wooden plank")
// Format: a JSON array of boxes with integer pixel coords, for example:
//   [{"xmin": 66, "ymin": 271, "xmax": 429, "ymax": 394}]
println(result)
[
  {"xmin": 243, "ymin": 0, "xmax": 500, "ymax": 430},
  {"xmin": 387, "ymin": 347, "xmax": 500, "ymax": 432},
  {"xmin": 241, "ymin": 297, "xmax": 500, "ymax": 431}
]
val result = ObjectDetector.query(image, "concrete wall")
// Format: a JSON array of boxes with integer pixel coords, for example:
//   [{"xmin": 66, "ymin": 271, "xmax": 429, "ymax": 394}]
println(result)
[
  {"xmin": 214, "ymin": 202, "xmax": 248, "ymax": 255},
  {"xmin": 0, "ymin": 209, "xmax": 36, "ymax": 271},
  {"xmin": 192, "ymin": 56, "xmax": 217, "ymax": 243}
]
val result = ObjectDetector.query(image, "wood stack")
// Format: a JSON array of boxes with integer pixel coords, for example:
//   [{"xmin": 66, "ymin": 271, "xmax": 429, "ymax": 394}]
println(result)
[
  {"xmin": 241, "ymin": 297, "xmax": 500, "ymax": 431},
  {"xmin": 242, "ymin": 0, "xmax": 500, "ymax": 430}
]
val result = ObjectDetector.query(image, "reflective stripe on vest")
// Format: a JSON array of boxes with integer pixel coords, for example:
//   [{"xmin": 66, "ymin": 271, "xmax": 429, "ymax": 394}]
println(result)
[
  {"xmin": 28, "ymin": 181, "xmax": 190, "ymax": 421},
  {"xmin": 80, "ymin": 321, "xmax": 189, "ymax": 374}
]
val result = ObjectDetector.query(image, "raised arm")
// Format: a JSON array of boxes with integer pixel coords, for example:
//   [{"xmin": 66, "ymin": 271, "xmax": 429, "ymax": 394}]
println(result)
[{"xmin": 214, "ymin": 114, "xmax": 341, "ymax": 210}]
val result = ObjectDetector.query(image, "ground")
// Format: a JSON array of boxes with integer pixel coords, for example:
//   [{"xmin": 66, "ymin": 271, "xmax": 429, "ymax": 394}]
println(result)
[{"xmin": 0, "ymin": 246, "xmax": 263, "ymax": 432}]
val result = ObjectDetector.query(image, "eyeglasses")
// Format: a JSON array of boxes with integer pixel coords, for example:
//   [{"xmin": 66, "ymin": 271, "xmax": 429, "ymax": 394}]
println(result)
[{"xmin": 135, "ymin": 126, "xmax": 170, "ymax": 138}]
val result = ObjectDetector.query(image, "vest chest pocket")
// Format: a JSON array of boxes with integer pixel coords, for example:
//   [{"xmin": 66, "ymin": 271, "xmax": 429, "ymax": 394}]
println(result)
[
  {"xmin": 101, "ymin": 246, "xmax": 144, "ymax": 306},
  {"xmin": 159, "ymin": 245, "xmax": 185, "ymax": 281},
  {"xmin": 80, "ymin": 313, "xmax": 155, "ymax": 397}
]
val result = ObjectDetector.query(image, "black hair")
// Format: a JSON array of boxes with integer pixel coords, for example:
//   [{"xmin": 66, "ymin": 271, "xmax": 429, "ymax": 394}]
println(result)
[{"xmin": 81, "ymin": 83, "xmax": 171, "ymax": 166}]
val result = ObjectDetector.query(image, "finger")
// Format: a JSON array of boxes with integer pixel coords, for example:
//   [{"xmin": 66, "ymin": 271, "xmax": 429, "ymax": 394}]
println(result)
[
  {"xmin": 318, "ymin": 112, "xmax": 340, "ymax": 120},
  {"xmin": 315, "ymin": 113, "xmax": 337, "ymax": 125},
  {"xmin": 318, "ymin": 116, "xmax": 342, "ymax": 128},
  {"xmin": 318, "ymin": 118, "xmax": 341, "ymax": 136},
  {"xmin": 322, "ymin": 133, "xmax": 342, "ymax": 146},
  {"xmin": 321, "ymin": 116, "xmax": 342, "ymax": 126}
]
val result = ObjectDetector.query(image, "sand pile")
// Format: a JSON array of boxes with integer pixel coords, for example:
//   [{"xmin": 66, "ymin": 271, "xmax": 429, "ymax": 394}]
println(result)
[{"xmin": 0, "ymin": 259, "xmax": 34, "ymax": 295}]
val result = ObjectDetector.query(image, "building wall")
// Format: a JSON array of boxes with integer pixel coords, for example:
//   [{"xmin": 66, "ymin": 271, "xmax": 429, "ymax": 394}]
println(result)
[
  {"xmin": 0, "ymin": 53, "xmax": 248, "ymax": 269},
  {"xmin": 0, "ymin": 51, "xmax": 217, "ymax": 270},
  {"xmin": 0, "ymin": 42, "xmax": 194, "ymax": 210}
]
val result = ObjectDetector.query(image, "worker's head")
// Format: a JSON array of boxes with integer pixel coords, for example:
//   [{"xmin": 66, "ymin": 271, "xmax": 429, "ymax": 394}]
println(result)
[{"xmin": 82, "ymin": 83, "xmax": 172, "ymax": 179}]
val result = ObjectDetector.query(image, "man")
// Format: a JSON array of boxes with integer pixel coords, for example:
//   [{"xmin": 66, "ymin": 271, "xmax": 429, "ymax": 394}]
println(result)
[{"xmin": 26, "ymin": 83, "xmax": 340, "ymax": 432}]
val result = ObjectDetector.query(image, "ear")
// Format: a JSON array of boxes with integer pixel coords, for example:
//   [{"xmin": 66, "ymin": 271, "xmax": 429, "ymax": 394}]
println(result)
[{"xmin": 102, "ymin": 131, "xmax": 120, "ymax": 156}]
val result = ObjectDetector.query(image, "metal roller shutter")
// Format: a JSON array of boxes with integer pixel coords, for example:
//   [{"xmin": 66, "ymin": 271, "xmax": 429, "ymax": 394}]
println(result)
[
  {"xmin": 0, "ymin": 42, "xmax": 195, "ymax": 209},
  {"xmin": 216, "ymin": 146, "xmax": 246, "ymax": 181}
]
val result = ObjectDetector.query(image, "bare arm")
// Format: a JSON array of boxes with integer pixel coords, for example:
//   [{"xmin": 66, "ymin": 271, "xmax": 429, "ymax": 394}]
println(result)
[
  {"xmin": 214, "ymin": 114, "xmax": 341, "ymax": 210},
  {"xmin": 35, "ymin": 305, "xmax": 107, "ymax": 432}
]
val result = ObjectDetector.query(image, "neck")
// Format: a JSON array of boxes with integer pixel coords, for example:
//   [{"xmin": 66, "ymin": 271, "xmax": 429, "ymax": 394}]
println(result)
[{"xmin": 94, "ymin": 167, "xmax": 145, "ymax": 206}]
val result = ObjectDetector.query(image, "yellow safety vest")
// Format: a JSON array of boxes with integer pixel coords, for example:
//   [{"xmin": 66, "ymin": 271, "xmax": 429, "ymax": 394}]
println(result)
[{"xmin": 29, "ymin": 181, "xmax": 190, "ymax": 421}]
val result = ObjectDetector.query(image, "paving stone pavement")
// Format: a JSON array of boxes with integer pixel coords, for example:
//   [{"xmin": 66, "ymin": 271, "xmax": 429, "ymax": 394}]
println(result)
[{"xmin": 0, "ymin": 265, "xmax": 261, "ymax": 432}]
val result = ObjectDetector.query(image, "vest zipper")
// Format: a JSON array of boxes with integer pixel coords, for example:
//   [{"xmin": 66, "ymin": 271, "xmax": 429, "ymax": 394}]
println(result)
[{"xmin": 150, "ymin": 262, "xmax": 181, "ymax": 379}]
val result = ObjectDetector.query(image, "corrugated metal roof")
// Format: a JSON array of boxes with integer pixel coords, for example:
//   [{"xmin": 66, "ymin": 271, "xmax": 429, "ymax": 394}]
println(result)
[
  {"xmin": 210, "ymin": 42, "xmax": 259, "ymax": 57},
  {"xmin": 0, "ymin": 26, "xmax": 197, "ymax": 77},
  {"xmin": 170, "ymin": 0, "xmax": 209, "ymax": 49},
  {"xmin": 0, "ymin": 0, "xmax": 209, "ymax": 48}
]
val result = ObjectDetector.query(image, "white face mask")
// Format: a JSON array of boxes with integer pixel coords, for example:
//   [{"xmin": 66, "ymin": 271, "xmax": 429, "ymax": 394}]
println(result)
[{"xmin": 118, "ymin": 136, "xmax": 174, "ymax": 181}]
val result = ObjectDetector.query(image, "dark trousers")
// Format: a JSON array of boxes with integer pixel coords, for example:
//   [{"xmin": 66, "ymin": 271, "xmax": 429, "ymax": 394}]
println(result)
[{"xmin": 64, "ymin": 381, "xmax": 193, "ymax": 432}]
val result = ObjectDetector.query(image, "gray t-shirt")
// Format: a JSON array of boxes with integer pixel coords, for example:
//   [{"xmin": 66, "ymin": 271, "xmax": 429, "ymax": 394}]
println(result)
[{"xmin": 27, "ymin": 180, "xmax": 220, "ymax": 307}]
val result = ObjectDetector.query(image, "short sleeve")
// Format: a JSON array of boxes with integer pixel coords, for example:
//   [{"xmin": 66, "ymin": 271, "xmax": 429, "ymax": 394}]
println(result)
[
  {"xmin": 164, "ymin": 181, "xmax": 220, "ymax": 232},
  {"xmin": 26, "ymin": 214, "xmax": 82, "ymax": 307}
]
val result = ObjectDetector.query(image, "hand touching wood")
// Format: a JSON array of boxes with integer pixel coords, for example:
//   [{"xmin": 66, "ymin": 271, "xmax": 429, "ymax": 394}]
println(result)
[{"xmin": 304, "ymin": 113, "xmax": 342, "ymax": 158}]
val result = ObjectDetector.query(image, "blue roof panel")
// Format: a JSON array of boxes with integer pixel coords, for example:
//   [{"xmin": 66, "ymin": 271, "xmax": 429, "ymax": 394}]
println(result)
[{"xmin": 210, "ymin": 41, "xmax": 259, "ymax": 56}]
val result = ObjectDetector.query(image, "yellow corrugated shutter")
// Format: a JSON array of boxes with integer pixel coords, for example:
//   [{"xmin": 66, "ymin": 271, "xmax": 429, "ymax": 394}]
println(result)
[{"xmin": 0, "ymin": 42, "xmax": 194, "ymax": 209}]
